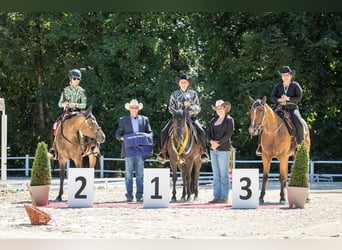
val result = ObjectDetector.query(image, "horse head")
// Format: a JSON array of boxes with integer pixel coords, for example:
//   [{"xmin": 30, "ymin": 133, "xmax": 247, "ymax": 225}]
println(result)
[
  {"xmin": 172, "ymin": 110, "xmax": 187, "ymax": 144},
  {"xmin": 248, "ymin": 96, "xmax": 267, "ymax": 136},
  {"xmin": 79, "ymin": 106, "xmax": 106, "ymax": 144}
]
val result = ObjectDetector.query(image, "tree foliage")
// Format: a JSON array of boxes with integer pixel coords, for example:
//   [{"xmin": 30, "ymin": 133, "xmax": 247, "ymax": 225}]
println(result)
[{"xmin": 0, "ymin": 12, "xmax": 341, "ymax": 160}]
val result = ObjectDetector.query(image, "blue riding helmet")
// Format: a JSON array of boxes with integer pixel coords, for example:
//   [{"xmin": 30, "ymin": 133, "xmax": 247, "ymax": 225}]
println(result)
[{"xmin": 69, "ymin": 69, "xmax": 82, "ymax": 79}]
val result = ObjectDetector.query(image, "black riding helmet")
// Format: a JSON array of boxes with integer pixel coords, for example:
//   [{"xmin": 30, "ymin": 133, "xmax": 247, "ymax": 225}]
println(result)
[{"xmin": 69, "ymin": 69, "xmax": 82, "ymax": 79}]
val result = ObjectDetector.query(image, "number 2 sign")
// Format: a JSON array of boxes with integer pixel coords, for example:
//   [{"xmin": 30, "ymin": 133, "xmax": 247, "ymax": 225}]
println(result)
[
  {"xmin": 67, "ymin": 168, "xmax": 94, "ymax": 208},
  {"xmin": 232, "ymin": 168, "xmax": 259, "ymax": 209}
]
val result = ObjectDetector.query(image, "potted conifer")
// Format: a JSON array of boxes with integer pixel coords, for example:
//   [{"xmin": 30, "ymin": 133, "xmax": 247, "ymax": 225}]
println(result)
[
  {"xmin": 287, "ymin": 141, "xmax": 310, "ymax": 208},
  {"xmin": 30, "ymin": 141, "xmax": 52, "ymax": 206}
]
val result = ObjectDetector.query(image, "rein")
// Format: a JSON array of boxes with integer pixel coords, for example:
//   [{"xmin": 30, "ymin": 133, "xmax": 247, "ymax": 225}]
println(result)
[
  {"xmin": 59, "ymin": 114, "xmax": 96, "ymax": 153},
  {"xmin": 251, "ymin": 102, "xmax": 285, "ymax": 135}
]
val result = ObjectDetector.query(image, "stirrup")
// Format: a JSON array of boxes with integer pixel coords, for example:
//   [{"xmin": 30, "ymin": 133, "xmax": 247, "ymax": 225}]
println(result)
[
  {"xmin": 156, "ymin": 153, "xmax": 166, "ymax": 164},
  {"xmin": 201, "ymin": 153, "xmax": 209, "ymax": 163},
  {"xmin": 49, "ymin": 150, "xmax": 58, "ymax": 160},
  {"xmin": 255, "ymin": 146, "xmax": 262, "ymax": 156}
]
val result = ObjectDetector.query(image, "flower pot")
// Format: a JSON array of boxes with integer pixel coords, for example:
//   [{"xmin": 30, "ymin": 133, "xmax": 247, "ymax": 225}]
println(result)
[
  {"xmin": 287, "ymin": 186, "xmax": 309, "ymax": 209},
  {"xmin": 30, "ymin": 185, "xmax": 50, "ymax": 206}
]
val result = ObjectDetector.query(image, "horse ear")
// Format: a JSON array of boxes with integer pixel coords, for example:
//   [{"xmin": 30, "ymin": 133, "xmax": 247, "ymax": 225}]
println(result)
[
  {"xmin": 262, "ymin": 96, "xmax": 267, "ymax": 104},
  {"xmin": 249, "ymin": 96, "xmax": 255, "ymax": 103},
  {"xmin": 84, "ymin": 105, "xmax": 93, "ymax": 116}
]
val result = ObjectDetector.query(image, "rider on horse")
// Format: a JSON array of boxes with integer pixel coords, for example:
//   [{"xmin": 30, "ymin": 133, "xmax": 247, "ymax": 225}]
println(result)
[
  {"xmin": 256, "ymin": 66, "xmax": 305, "ymax": 156},
  {"xmin": 156, "ymin": 73, "xmax": 209, "ymax": 164},
  {"xmin": 49, "ymin": 69, "xmax": 98, "ymax": 160}
]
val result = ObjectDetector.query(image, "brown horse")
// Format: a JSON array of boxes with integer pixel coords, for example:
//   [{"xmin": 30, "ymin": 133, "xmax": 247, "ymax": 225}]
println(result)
[
  {"xmin": 168, "ymin": 110, "xmax": 202, "ymax": 202},
  {"xmin": 54, "ymin": 107, "xmax": 105, "ymax": 201},
  {"xmin": 248, "ymin": 96, "xmax": 310, "ymax": 204}
]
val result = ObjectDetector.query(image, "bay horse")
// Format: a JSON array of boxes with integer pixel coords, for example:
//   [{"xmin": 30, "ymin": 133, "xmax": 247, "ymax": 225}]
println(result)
[
  {"xmin": 168, "ymin": 109, "xmax": 202, "ymax": 202},
  {"xmin": 248, "ymin": 96, "xmax": 310, "ymax": 204},
  {"xmin": 54, "ymin": 106, "xmax": 105, "ymax": 201}
]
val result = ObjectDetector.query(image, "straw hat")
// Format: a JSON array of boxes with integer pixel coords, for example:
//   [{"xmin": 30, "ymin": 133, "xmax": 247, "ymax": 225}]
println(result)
[
  {"xmin": 124, "ymin": 99, "xmax": 143, "ymax": 111},
  {"xmin": 211, "ymin": 99, "xmax": 231, "ymax": 113}
]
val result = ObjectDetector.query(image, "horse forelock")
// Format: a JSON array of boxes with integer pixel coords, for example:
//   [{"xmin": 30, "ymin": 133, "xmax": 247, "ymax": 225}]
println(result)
[{"xmin": 252, "ymin": 99, "xmax": 263, "ymax": 109}]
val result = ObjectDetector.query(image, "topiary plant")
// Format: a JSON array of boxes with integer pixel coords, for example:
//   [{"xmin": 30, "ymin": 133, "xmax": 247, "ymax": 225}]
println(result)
[
  {"xmin": 30, "ymin": 141, "xmax": 52, "ymax": 186},
  {"xmin": 288, "ymin": 141, "xmax": 309, "ymax": 188}
]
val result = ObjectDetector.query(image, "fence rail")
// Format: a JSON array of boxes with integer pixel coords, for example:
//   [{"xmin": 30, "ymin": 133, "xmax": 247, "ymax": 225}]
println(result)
[{"xmin": 1, "ymin": 155, "xmax": 342, "ymax": 183}]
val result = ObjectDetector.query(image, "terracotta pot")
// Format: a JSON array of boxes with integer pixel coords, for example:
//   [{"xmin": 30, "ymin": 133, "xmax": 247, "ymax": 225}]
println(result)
[
  {"xmin": 30, "ymin": 185, "xmax": 50, "ymax": 206},
  {"xmin": 287, "ymin": 186, "xmax": 309, "ymax": 209}
]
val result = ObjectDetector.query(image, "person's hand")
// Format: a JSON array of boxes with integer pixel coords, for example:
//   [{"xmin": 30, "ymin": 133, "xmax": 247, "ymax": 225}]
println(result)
[
  {"xmin": 184, "ymin": 101, "xmax": 192, "ymax": 108},
  {"xmin": 210, "ymin": 140, "xmax": 219, "ymax": 150},
  {"xmin": 68, "ymin": 103, "xmax": 76, "ymax": 108}
]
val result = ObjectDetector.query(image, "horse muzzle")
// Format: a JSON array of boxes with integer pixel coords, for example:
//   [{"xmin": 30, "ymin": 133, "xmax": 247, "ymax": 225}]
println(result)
[
  {"xmin": 248, "ymin": 126, "xmax": 260, "ymax": 136},
  {"xmin": 96, "ymin": 129, "xmax": 106, "ymax": 143}
]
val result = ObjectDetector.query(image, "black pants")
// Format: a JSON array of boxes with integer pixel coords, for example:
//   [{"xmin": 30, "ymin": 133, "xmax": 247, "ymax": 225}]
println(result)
[
  {"xmin": 276, "ymin": 105, "xmax": 304, "ymax": 143},
  {"xmin": 160, "ymin": 118, "xmax": 206, "ymax": 153}
]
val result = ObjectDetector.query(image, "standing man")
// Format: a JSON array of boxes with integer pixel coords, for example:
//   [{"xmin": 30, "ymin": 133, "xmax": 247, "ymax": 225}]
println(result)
[{"xmin": 116, "ymin": 99, "xmax": 153, "ymax": 203}]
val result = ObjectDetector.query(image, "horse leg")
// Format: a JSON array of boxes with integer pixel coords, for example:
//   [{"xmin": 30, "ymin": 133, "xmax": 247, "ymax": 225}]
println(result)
[
  {"xmin": 260, "ymin": 156, "xmax": 271, "ymax": 203},
  {"xmin": 279, "ymin": 156, "xmax": 289, "ymax": 204},
  {"xmin": 191, "ymin": 162, "xmax": 201, "ymax": 201},
  {"xmin": 171, "ymin": 165, "xmax": 178, "ymax": 202},
  {"xmin": 56, "ymin": 162, "xmax": 65, "ymax": 202}
]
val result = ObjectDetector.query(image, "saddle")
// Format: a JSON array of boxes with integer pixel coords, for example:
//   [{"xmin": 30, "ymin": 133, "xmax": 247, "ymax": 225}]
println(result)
[{"xmin": 274, "ymin": 107, "xmax": 298, "ymax": 147}]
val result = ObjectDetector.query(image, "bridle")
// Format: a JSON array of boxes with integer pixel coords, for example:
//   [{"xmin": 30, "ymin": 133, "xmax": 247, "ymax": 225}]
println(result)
[
  {"xmin": 60, "ymin": 113, "xmax": 101, "ymax": 146},
  {"xmin": 250, "ymin": 100, "xmax": 284, "ymax": 134}
]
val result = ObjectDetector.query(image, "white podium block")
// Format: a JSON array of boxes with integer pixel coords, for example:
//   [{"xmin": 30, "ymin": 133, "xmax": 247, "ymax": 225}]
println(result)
[
  {"xmin": 68, "ymin": 168, "xmax": 94, "ymax": 208},
  {"xmin": 143, "ymin": 168, "xmax": 170, "ymax": 208},
  {"xmin": 232, "ymin": 168, "xmax": 259, "ymax": 209}
]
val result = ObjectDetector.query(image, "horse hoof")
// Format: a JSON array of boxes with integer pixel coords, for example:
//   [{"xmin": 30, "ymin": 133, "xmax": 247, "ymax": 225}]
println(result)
[
  {"xmin": 259, "ymin": 199, "xmax": 264, "ymax": 204},
  {"xmin": 55, "ymin": 197, "xmax": 62, "ymax": 202},
  {"xmin": 279, "ymin": 200, "xmax": 285, "ymax": 205}
]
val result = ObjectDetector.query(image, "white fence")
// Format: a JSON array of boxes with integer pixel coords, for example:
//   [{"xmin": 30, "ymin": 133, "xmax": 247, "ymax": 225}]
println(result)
[{"xmin": 1, "ymin": 155, "xmax": 342, "ymax": 183}]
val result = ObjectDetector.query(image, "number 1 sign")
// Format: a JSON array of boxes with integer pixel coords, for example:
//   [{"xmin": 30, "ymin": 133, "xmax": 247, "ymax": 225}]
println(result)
[
  {"xmin": 143, "ymin": 168, "xmax": 170, "ymax": 208},
  {"xmin": 67, "ymin": 168, "xmax": 94, "ymax": 208}
]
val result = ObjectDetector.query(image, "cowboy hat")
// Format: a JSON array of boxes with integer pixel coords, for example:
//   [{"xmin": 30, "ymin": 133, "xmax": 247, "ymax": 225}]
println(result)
[
  {"xmin": 212, "ymin": 99, "xmax": 231, "ymax": 113},
  {"xmin": 175, "ymin": 74, "xmax": 192, "ymax": 85},
  {"xmin": 279, "ymin": 66, "xmax": 296, "ymax": 75},
  {"xmin": 125, "ymin": 99, "xmax": 143, "ymax": 111}
]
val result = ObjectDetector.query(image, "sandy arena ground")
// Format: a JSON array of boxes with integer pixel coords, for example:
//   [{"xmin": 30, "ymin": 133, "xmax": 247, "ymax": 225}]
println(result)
[{"xmin": 0, "ymin": 177, "xmax": 342, "ymax": 241}]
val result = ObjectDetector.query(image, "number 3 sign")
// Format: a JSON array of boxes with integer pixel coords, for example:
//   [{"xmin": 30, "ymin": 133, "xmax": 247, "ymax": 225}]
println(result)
[
  {"xmin": 232, "ymin": 168, "xmax": 259, "ymax": 209},
  {"xmin": 67, "ymin": 168, "xmax": 94, "ymax": 208}
]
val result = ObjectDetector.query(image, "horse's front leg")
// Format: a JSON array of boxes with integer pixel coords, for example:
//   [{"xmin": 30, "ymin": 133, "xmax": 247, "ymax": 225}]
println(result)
[
  {"xmin": 278, "ymin": 156, "xmax": 289, "ymax": 204},
  {"xmin": 171, "ymin": 166, "xmax": 178, "ymax": 202},
  {"xmin": 56, "ymin": 162, "xmax": 66, "ymax": 202},
  {"xmin": 260, "ymin": 155, "xmax": 271, "ymax": 203}
]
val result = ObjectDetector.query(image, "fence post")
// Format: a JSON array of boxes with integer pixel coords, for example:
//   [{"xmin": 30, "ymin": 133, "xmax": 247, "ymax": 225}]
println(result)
[
  {"xmin": 25, "ymin": 154, "xmax": 30, "ymax": 177},
  {"xmin": 100, "ymin": 155, "xmax": 104, "ymax": 178},
  {"xmin": 310, "ymin": 160, "xmax": 315, "ymax": 182}
]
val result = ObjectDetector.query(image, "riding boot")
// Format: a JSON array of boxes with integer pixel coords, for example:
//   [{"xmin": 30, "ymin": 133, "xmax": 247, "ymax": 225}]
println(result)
[
  {"xmin": 156, "ymin": 143, "xmax": 167, "ymax": 164},
  {"xmin": 198, "ymin": 132, "xmax": 209, "ymax": 163},
  {"xmin": 49, "ymin": 141, "xmax": 58, "ymax": 160},
  {"xmin": 156, "ymin": 120, "xmax": 172, "ymax": 164},
  {"xmin": 200, "ymin": 146, "xmax": 209, "ymax": 163}
]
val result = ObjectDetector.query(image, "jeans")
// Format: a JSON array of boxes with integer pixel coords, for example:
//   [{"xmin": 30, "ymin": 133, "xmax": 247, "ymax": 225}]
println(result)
[
  {"xmin": 124, "ymin": 156, "xmax": 144, "ymax": 200},
  {"xmin": 210, "ymin": 150, "xmax": 230, "ymax": 200}
]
